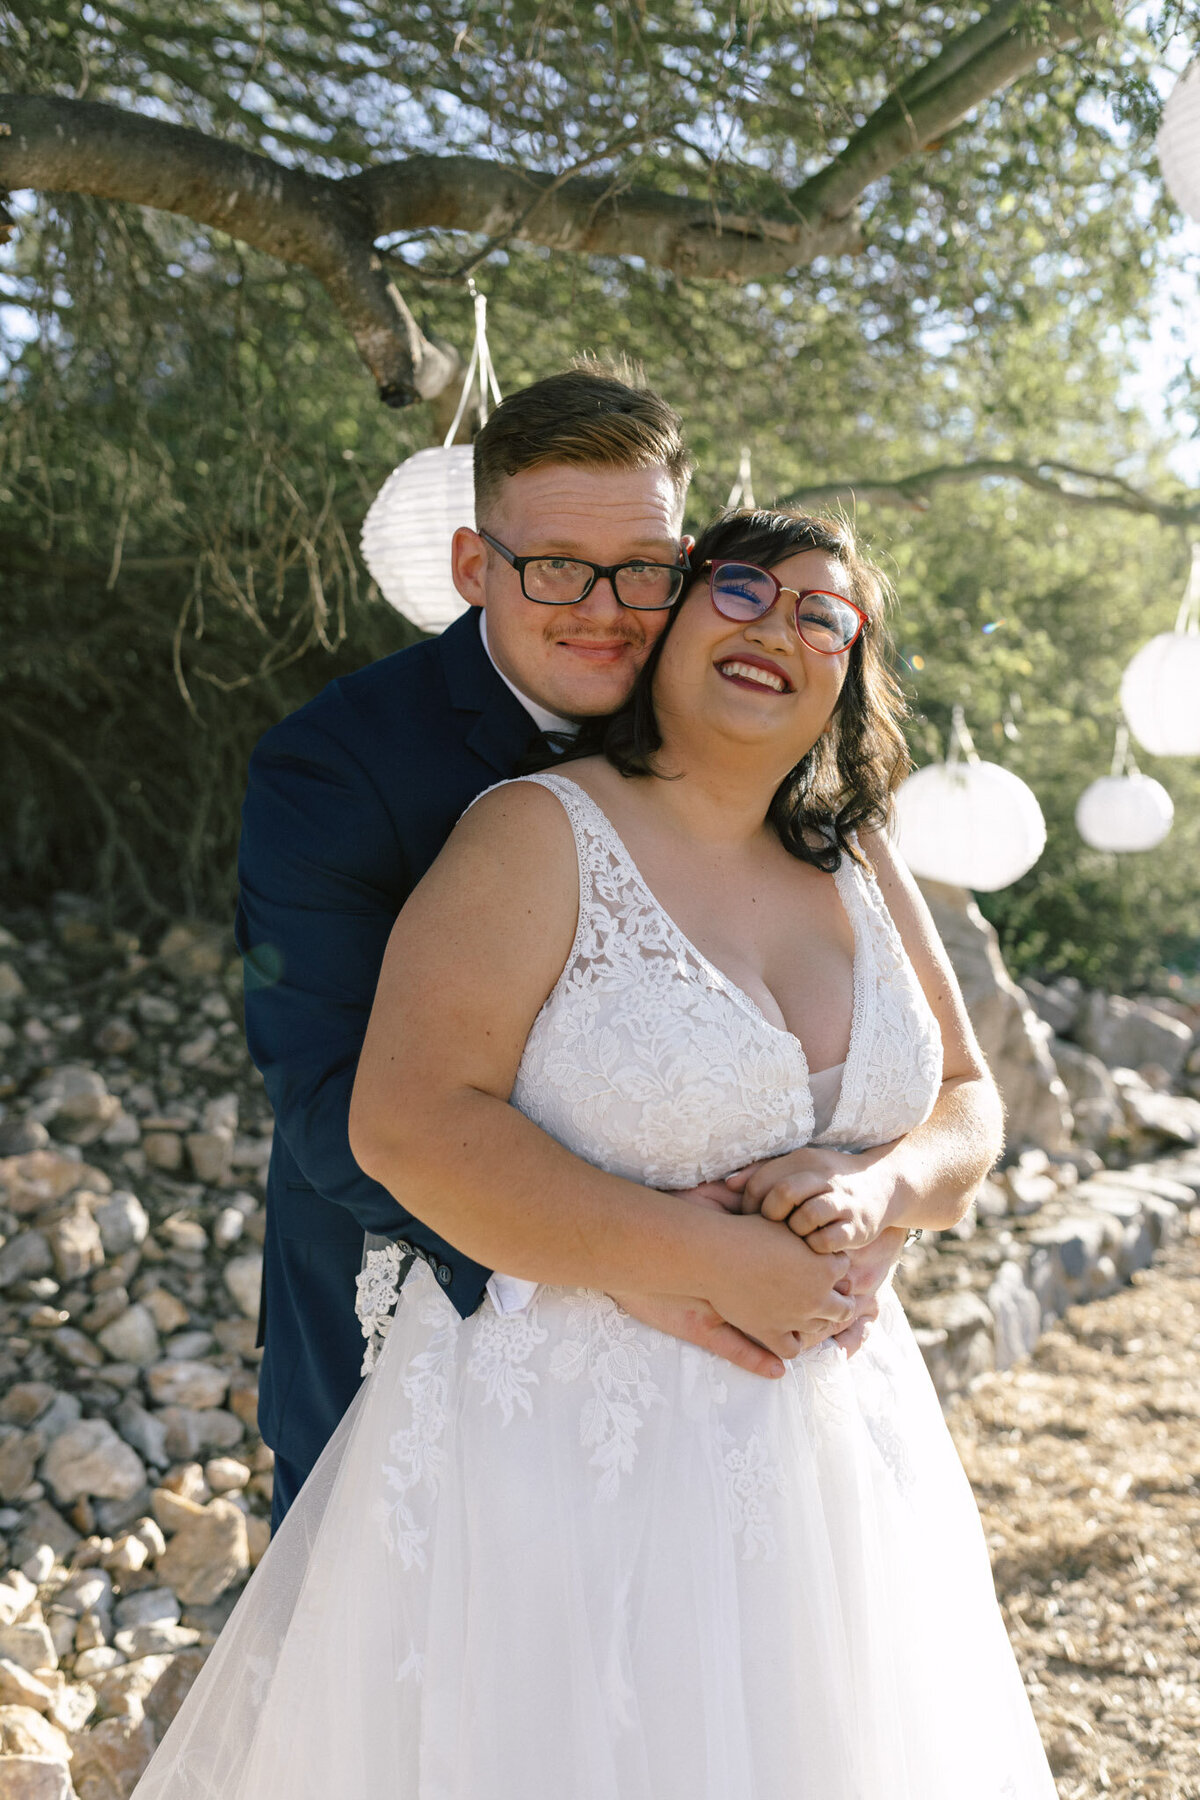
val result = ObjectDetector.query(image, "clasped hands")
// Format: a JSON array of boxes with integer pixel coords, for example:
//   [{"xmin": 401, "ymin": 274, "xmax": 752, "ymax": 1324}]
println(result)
[{"xmin": 611, "ymin": 1141, "xmax": 909, "ymax": 1377}]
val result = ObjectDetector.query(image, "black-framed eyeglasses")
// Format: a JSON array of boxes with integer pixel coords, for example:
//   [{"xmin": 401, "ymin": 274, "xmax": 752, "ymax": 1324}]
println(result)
[
  {"xmin": 704, "ymin": 560, "xmax": 869, "ymax": 655},
  {"xmin": 480, "ymin": 529, "xmax": 689, "ymax": 611}
]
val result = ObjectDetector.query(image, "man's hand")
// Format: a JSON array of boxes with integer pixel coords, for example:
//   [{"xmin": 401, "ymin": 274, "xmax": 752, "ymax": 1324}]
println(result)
[
  {"xmin": 726, "ymin": 1142, "xmax": 903, "ymax": 1252},
  {"xmin": 826, "ymin": 1226, "xmax": 906, "ymax": 1355},
  {"xmin": 608, "ymin": 1291, "xmax": 788, "ymax": 1379}
]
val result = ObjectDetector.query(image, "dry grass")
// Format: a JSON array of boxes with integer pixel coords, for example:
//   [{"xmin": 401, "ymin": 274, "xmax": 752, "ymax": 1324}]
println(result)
[{"xmin": 949, "ymin": 1229, "xmax": 1200, "ymax": 1800}]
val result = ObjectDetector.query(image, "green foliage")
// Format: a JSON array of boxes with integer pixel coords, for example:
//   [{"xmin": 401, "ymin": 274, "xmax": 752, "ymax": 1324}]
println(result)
[{"xmin": 2, "ymin": 2, "xmax": 1200, "ymax": 989}]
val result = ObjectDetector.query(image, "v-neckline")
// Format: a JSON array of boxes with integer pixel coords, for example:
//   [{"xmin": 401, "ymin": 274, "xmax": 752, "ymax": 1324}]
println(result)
[{"xmin": 545, "ymin": 774, "xmax": 867, "ymax": 1131}]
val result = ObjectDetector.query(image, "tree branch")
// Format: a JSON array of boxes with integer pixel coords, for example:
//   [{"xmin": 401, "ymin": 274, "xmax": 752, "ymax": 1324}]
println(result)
[
  {"xmin": 0, "ymin": 93, "xmax": 460, "ymax": 408},
  {"xmin": 777, "ymin": 457, "xmax": 1200, "ymax": 528},
  {"xmin": 0, "ymin": 4, "xmax": 1116, "ymax": 400}
]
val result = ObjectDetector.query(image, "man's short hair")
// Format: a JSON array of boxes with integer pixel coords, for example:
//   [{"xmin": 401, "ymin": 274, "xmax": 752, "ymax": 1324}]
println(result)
[{"xmin": 473, "ymin": 357, "xmax": 694, "ymax": 522}]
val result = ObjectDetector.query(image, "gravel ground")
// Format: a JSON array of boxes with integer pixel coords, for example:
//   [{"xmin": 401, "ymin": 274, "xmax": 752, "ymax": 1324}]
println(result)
[{"xmin": 949, "ymin": 1224, "xmax": 1200, "ymax": 1800}]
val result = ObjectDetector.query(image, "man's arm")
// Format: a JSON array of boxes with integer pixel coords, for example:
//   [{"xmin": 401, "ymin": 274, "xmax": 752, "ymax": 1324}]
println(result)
[
  {"xmin": 348, "ymin": 782, "xmax": 856, "ymax": 1364},
  {"xmin": 236, "ymin": 709, "xmax": 487, "ymax": 1291}
]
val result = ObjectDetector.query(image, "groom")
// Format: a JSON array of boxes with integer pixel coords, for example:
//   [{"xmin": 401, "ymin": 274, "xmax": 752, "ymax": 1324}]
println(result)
[{"xmin": 238, "ymin": 364, "xmax": 941, "ymax": 1529}]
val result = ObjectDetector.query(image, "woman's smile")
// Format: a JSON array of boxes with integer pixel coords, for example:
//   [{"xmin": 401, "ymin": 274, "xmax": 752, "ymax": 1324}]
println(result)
[{"xmin": 713, "ymin": 653, "xmax": 795, "ymax": 695}]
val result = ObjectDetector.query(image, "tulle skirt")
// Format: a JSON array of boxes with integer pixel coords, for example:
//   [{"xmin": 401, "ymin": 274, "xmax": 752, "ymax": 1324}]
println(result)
[{"xmin": 133, "ymin": 1265, "xmax": 1056, "ymax": 1799}]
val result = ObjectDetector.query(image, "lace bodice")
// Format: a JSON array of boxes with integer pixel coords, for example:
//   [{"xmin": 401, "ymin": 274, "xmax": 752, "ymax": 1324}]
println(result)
[{"xmin": 509, "ymin": 773, "xmax": 943, "ymax": 1188}]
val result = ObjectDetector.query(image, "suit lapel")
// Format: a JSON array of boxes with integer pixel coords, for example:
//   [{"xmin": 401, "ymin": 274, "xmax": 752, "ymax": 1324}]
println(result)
[{"xmin": 434, "ymin": 608, "xmax": 541, "ymax": 775}]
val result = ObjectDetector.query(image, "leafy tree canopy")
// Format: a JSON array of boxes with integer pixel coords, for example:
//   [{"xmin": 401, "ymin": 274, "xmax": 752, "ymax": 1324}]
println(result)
[{"xmin": 1, "ymin": 1, "xmax": 1199, "ymax": 990}]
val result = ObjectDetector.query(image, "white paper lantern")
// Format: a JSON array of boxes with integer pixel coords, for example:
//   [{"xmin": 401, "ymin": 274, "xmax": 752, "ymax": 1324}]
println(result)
[
  {"xmin": 893, "ymin": 708, "xmax": 1046, "ymax": 891},
  {"xmin": 1158, "ymin": 61, "xmax": 1200, "ymax": 222},
  {"xmin": 1076, "ymin": 773, "xmax": 1174, "ymax": 852},
  {"xmin": 360, "ymin": 444, "xmax": 475, "ymax": 632},
  {"xmin": 359, "ymin": 288, "xmax": 502, "ymax": 634},
  {"xmin": 1119, "ymin": 544, "xmax": 1200, "ymax": 757}
]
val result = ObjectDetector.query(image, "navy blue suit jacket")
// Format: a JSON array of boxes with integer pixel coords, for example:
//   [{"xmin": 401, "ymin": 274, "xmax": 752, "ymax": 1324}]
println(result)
[{"xmin": 235, "ymin": 608, "xmax": 542, "ymax": 1480}]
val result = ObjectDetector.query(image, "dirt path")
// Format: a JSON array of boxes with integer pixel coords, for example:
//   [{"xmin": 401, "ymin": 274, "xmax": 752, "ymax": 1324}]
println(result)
[{"xmin": 948, "ymin": 1227, "xmax": 1200, "ymax": 1800}]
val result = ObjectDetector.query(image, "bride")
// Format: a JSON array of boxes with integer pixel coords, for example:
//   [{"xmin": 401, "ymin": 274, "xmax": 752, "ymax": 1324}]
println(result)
[{"xmin": 133, "ymin": 507, "xmax": 1055, "ymax": 1798}]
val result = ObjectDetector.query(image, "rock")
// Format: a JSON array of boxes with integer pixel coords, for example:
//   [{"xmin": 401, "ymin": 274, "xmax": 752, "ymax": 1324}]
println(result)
[
  {"xmin": 140, "ymin": 1647, "xmax": 206, "ymax": 1735},
  {"xmin": 35, "ymin": 1397, "xmax": 82, "ymax": 1448},
  {"xmin": 0, "ymin": 1757, "xmax": 74, "ymax": 1799},
  {"xmin": 95, "ymin": 1308, "xmax": 159, "ymax": 1369},
  {"xmin": 184, "ymin": 1130, "xmax": 231, "ymax": 1184},
  {"xmin": 0, "ymin": 962, "xmax": 27, "ymax": 1005},
  {"xmin": 245, "ymin": 1514, "xmax": 270, "ymax": 1568},
  {"xmin": 71, "ymin": 1648, "xmax": 124, "ymax": 1681},
  {"xmin": 916, "ymin": 882, "xmax": 1073, "ymax": 1153},
  {"xmin": 0, "ymin": 1232, "xmax": 54, "ymax": 1290},
  {"xmin": 910, "ymin": 1289, "xmax": 995, "ymax": 1399},
  {"xmin": 0, "ymin": 1660, "xmax": 55, "ymax": 1711},
  {"xmin": 0, "ymin": 1150, "xmax": 101, "ymax": 1219},
  {"xmin": 113, "ymin": 1623, "xmax": 200, "ymax": 1660},
  {"xmin": 20, "ymin": 1550, "xmax": 55, "ymax": 1588},
  {"xmin": 93, "ymin": 1019, "xmax": 138, "ymax": 1058},
  {"xmin": 48, "ymin": 1682, "xmax": 96, "ymax": 1735},
  {"xmin": 162, "ymin": 1331, "xmax": 213, "ymax": 1362},
  {"xmin": 88, "ymin": 1652, "xmax": 174, "ymax": 1724},
  {"xmin": 1119, "ymin": 1087, "xmax": 1200, "ymax": 1148},
  {"xmin": 1003, "ymin": 1168, "xmax": 1057, "ymax": 1215},
  {"xmin": 46, "ymin": 1329, "xmax": 104, "ymax": 1373},
  {"xmin": 0, "ymin": 1575, "xmax": 37, "ymax": 1629},
  {"xmin": 0, "ymin": 1431, "xmax": 44, "ymax": 1504},
  {"xmin": 89, "ymin": 1196, "xmax": 148, "ymax": 1260},
  {"xmin": 68, "ymin": 1712, "xmax": 157, "ymax": 1799},
  {"xmin": 157, "ymin": 922, "xmax": 228, "ymax": 983},
  {"xmin": 134, "ymin": 993, "xmax": 180, "ymax": 1028},
  {"xmin": 1048, "ymin": 1039, "xmax": 1123, "ymax": 1150},
  {"xmin": 987, "ymin": 1261, "xmax": 1042, "ymax": 1369},
  {"xmin": 149, "ymin": 1488, "xmax": 203, "ymax": 1536},
  {"xmin": 28, "ymin": 1068, "xmax": 122, "ymax": 1148},
  {"xmin": 155, "ymin": 1217, "xmax": 206, "ymax": 1257},
  {"xmin": 52, "ymin": 1572, "xmax": 112, "ymax": 1624},
  {"xmin": 139, "ymin": 1133, "xmax": 182, "ymax": 1174},
  {"xmin": 202, "ymin": 1458, "xmax": 249, "ymax": 1495},
  {"xmin": 40, "ymin": 1422, "xmax": 147, "ymax": 1508},
  {"xmin": 144, "ymin": 1361, "xmax": 227, "ymax": 1411},
  {"xmin": 0, "ymin": 1120, "xmax": 51, "ymax": 1157},
  {"xmin": 9, "ymin": 1503, "xmax": 78, "ymax": 1571},
  {"xmin": 211, "ymin": 1208, "xmax": 244, "ymax": 1250},
  {"xmin": 99, "ymin": 1535, "xmax": 146, "ymax": 1579},
  {"xmin": 154, "ymin": 1499, "xmax": 250, "ymax": 1606},
  {"xmin": 0, "ymin": 1388, "xmax": 55, "ymax": 1432},
  {"xmin": 1077, "ymin": 991, "xmax": 1192, "ymax": 1079},
  {"xmin": 1019, "ymin": 975, "xmax": 1083, "ymax": 1038},
  {"xmin": 155, "ymin": 1408, "xmax": 242, "ymax": 1463},
  {"xmin": 137, "ymin": 1289, "xmax": 188, "ymax": 1336},
  {"xmin": 177, "ymin": 1030, "xmax": 218, "ymax": 1070},
  {"xmin": 74, "ymin": 1614, "xmax": 107, "ymax": 1655},
  {"xmin": 0, "ymin": 1616, "xmax": 56, "ymax": 1675},
  {"xmin": 111, "ymin": 1592, "xmax": 178, "ymax": 1634},
  {"xmin": 45, "ymin": 1203, "xmax": 104, "ymax": 1284},
  {"xmin": 111, "ymin": 1402, "xmax": 167, "ymax": 1473},
  {"xmin": 223, "ymin": 1253, "xmax": 261, "ymax": 1321},
  {"xmin": 0, "ymin": 1704, "xmax": 72, "ymax": 1760}
]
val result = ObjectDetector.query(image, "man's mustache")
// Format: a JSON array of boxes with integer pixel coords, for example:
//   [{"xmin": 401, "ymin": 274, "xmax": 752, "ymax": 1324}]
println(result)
[{"xmin": 548, "ymin": 624, "xmax": 646, "ymax": 647}]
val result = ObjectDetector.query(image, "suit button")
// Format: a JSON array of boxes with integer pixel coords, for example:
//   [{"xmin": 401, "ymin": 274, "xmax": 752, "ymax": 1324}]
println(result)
[
  {"xmin": 395, "ymin": 1239, "xmax": 411, "ymax": 1256},
  {"xmin": 437, "ymin": 1265, "xmax": 452, "ymax": 1287}
]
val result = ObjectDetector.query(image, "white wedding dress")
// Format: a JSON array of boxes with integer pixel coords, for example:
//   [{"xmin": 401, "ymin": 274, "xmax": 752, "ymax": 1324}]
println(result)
[{"xmin": 133, "ymin": 774, "xmax": 1056, "ymax": 1799}]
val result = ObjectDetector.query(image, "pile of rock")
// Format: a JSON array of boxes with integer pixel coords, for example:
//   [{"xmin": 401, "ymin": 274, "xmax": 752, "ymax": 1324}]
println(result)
[{"xmin": 0, "ymin": 903, "xmax": 274, "ymax": 1798}]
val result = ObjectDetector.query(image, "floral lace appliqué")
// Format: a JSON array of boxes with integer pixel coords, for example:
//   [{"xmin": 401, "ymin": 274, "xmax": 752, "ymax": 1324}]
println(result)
[
  {"xmin": 466, "ymin": 1295, "xmax": 549, "ymax": 1423},
  {"xmin": 355, "ymin": 1241, "xmax": 407, "ymax": 1375},
  {"xmin": 373, "ymin": 1275, "xmax": 460, "ymax": 1567},
  {"xmin": 549, "ymin": 1291, "xmax": 664, "ymax": 1500}
]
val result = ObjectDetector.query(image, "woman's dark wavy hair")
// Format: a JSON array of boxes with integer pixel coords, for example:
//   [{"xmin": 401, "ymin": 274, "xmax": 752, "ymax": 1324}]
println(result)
[{"xmin": 533, "ymin": 507, "xmax": 911, "ymax": 872}]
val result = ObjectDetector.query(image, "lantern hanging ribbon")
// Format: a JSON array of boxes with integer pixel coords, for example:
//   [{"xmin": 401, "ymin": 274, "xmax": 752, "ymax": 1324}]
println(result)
[
  {"xmin": 1119, "ymin": 543, "xmax": 1200, "ymax": 757},
  {"xmin": 892, "ymin": 704, "xmax": 1047, "ymax": 892},
  {"xmin": 1075, "ymin": 724, "xmax": 1174, "ymax": 852},
  {"xmin": 360, "ymin": 285, "xmax": 503, "ymax": 633},
  {"xmin": 726, "ymin": 446, "xmax": 756, "ymax": 511}
]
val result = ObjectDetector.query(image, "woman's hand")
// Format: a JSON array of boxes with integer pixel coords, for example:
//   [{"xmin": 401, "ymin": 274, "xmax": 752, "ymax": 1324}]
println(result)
[{"xmin": 725, "ymin": 1143, "xmax": 903, "ymax": 1252}]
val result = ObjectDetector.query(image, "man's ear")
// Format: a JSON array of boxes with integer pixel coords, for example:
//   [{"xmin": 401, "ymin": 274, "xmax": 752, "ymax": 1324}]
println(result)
[
  {"xmin": 452, "ymin": 525, "xmax": 487, "ymax": 608},
  {"xmin": 682, "ymin": 533, "xmax": 696, "ymax": 559}
]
